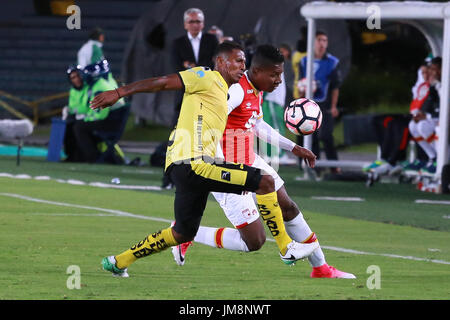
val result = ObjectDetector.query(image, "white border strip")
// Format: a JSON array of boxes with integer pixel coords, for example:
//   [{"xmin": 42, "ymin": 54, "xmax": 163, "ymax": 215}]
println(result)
[{"xmin": 1, "ymin": 192, "xmax": 448, "ymax": 265}]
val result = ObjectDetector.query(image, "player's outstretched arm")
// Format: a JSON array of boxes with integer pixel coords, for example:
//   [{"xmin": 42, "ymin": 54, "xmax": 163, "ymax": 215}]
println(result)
[
  {"xmin": 90, "ymin": 73, "xmax": 183, "ymax": 110},
  {"xmin": 254, "ymin": 118, "xmax": 316, "ymax": 167},
  {"xmin": 254, "ymin": 117, "xmax": 297, "ymax": 150},
  {"xmin": 291, "ymin": 145, "xmax": 316, "ymax": 168}
]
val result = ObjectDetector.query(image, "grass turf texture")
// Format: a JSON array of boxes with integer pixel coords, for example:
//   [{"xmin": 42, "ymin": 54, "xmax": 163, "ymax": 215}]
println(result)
[{"xmin": 0, "ymin": 156, "xmax": 449, "ymax": 300}]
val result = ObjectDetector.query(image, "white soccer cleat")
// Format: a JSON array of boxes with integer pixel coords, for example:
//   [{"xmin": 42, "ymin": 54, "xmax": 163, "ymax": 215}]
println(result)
[
  {"xmin": 171, "ymin": 241, "xmax": 193, "ymax": 266},
  {"xmin": 279, "ymin": 240, "xmax": 319, "ymax": 265}
]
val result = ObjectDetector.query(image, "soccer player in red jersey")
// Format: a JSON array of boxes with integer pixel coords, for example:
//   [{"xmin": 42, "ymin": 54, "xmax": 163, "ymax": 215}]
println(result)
[{"xmin": 172, "ymin": 45, "xmax": 355, "ymax": 278}]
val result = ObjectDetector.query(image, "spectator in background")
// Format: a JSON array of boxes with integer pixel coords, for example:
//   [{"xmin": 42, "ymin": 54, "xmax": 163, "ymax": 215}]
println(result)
[
  {"xmin": 261, "ymin": 66, "xmax": 288, "ymax": 163},
  {"xmin": 406, "ymin": 56, "xmax": 442, "ymax": 176},
  {"xmin": 172, "ymin": 8, "xmax": 219, "ymax": 72},
  {"xmin": 77, "ymin": 27, "xmax": 105, "ymax": 68},
  {"xmin": 221, "ymin": 35, "xmax": 234, "ymax": 42},
  {"xmin": 77, "ymin": 27, "xmax": 118, "ymax": 87},
  {"xmin": 63, "ymin": 65, "xmax": 88, "ymax": 162},
  {"xmin": 208, "ymin": 25, "xmax": 234, "ymax": 44},
  {"xmin": 364, "ymin": 59, "xmax": 432, "ymax": 185},
  {"xmin": 411, "ymin": 56, "xmax": 432, "ymax": 100},
  {"xmin": 299, "ymin": 30, "xmax": 341, "ymax": 173},
  {"xmin": 171, "ymin": 8, "xmax": 219, "ymax": 125},
  {"xmin": 279, "ymin": 43, "xmax": 294, "ymax": 106},
  {"xmin": 208, "ymin": 25, "xmax": 224, "ymax": 43},
  {"xmin": 292, "ymin": 26, "xmax": 307, "ymax": 100},
  {"xmin": 260, "ymin": 43, "xmax": 296, "ymax": 165},
  {"xmin": 72, "ymin": 61, "xmax": 128, "ymax": 163},
  {"xmin": 291, "ymin": 28, "xmax": 308, "ymax": 169}
]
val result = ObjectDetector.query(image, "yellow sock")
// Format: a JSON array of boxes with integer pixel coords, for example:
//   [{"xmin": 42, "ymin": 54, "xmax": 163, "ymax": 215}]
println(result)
[
  {"xmin": 256, "ymin": 192, "xmax": 292, "ymax": 255},
  {"xmin": 115, "ymin": 227, "xmax": 178, "ymax": 269}
]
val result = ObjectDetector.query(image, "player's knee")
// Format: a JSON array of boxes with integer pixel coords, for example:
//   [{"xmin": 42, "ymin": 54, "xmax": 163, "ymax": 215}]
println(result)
[
  {"xmin": 245, "ymin": 233, "xmax": 266, "ymax": 251},
  {"xmin": 256, "ymin": 175, "xmax": 275, "ymax": 194},
  {"xmin": 172, "ymin": 229, "xmax": 194, "ymax": 244},
  {"xmin": 171, "ymin": 221, "xmax": 198, "ymax": 243}
]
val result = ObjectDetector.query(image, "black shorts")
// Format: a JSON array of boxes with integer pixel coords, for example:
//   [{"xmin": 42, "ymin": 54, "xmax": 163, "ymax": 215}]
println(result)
[{"xmin": 166, "ymin": 158, "xmax": 262, "ymax": 238}]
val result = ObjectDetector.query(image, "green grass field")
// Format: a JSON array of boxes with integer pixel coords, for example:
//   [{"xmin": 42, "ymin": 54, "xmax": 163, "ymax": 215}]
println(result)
[{"xmin": 0, "ymin": 155, "xmax": 449, "ymax": 301}]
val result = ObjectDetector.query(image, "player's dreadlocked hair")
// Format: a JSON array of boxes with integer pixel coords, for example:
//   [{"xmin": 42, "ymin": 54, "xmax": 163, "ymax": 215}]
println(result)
[{"xmin": 251, "ymin": 44, "xmax": 285, "ymax": 68}]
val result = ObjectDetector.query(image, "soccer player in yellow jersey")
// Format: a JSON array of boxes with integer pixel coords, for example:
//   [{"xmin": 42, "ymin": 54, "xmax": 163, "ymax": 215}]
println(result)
[{"xmin": 90, "ymin": 41, "xmax": 318, "ymax": 277}]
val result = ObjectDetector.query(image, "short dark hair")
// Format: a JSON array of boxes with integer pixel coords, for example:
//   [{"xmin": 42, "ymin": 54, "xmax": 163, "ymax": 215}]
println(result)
[
  {"xmin": 251, "ymin": 44, "xmax": 285, "ymax": 68},
  {"xmin": 431, "ymin": 56, "xmax": 442, "ymax": 68},
  {"xmin": 316, "ymin": 30, "xmax": 327, "ymax": 37},
  {"xmin": 89, "ymin": 27, "xmax": 104, "ymax": 40},
  {"xmin": 214, "ymin": 40, "xmax": 244, "ymax": 58}
]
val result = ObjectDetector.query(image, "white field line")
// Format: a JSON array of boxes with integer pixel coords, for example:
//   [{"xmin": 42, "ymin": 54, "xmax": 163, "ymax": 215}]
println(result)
[
  {"xmin": 0, "ymin": 192, "xmax": 170, "ymax": 224},
  {"xmin": 319, "ymin": 245, "xmax": 450, "ymax": 265},
  {"xmin": 1, "ymin": 192, "xmax": 449, "ymax": 266},
  {"xmin": 311, "ymin": 196, "xmax": 365, "ymax": 202},
  {"xmin": 0, "ymin": 173, "xmax": 161, "ymax": 191},
  {"xmin": 32, "ymin": 212, "xmax": 119, "ymax": 217},
  {"xmin": 415, "ymin": 199, "xmax": 450, "ymax": 205}
]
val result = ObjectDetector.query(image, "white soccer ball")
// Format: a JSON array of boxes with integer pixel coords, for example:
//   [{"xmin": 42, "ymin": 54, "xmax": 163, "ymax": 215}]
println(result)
[{"xmin": 284, "ymin": 98, "xmax": 322, "ymax": 136}]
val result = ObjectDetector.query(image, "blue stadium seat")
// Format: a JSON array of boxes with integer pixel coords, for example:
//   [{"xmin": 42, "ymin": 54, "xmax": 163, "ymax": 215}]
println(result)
[{"xmin": 0, "ymin": 5, "xmax": 136, "ymax": 107}]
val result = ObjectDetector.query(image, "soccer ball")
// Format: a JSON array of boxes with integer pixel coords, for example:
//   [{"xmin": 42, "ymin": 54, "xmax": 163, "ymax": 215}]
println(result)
[{"xmin": 284, "ymin": 98, "xmax": 322, "ymax": 136}]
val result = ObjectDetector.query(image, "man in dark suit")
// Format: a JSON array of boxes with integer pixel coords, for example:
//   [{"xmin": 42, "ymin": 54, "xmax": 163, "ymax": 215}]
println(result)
[
  {"xmin": 170, "ymin": 7, "xmax": 219, "ymax": 127},
  {"xmin": 172, "ymin": 8, "xmax": 219, "ymax": 74}
]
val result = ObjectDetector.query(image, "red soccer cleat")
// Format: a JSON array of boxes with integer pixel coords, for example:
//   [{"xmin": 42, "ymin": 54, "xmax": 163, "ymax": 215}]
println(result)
[{"xmin": 311, "ymin": 263, "xmax": 356, "ymax": 279}]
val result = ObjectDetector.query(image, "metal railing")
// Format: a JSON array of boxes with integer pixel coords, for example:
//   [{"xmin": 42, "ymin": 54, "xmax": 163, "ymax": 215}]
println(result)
[{"xmin": 0, "ymin": 90, "xmax": 68, "ymax": 124}]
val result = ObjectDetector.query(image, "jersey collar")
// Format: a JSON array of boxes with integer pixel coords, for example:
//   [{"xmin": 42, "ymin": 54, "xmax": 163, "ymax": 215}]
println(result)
[
  {"xmin": 244, "ymin": 71, "xmax": 260, "ymax": 96},
  {"xmin": 214, "ymin": 71, "xmax": 229, "ymax": 93}
]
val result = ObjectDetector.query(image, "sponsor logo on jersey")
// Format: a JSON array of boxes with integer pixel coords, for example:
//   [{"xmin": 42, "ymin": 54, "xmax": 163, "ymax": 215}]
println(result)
[
  {"xmin": 221, "ymin": 170, "xmax": 231, "ymax": 181},
  {"xmin": 196, "ymin": 70, "xmax": 205, "ymax": 78}
]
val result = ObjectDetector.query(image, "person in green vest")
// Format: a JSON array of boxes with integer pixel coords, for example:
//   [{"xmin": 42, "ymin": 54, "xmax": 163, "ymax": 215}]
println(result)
[
  {"xmin": 64, "ymin": 65, "xmax": 88, "ymax": 162},
  {"xmin": 72, "ymin": 61, "xmax": 128, "ymax": 163}
]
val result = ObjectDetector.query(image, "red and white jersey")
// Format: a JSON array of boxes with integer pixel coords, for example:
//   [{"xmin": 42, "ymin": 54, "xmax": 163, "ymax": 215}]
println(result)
[
  {"xmin": 410, "ymin": 81, "xmax": 430, "ymax": 114},
  {"xmin": 221, "ymin": 72, "xmax": 263, "ymax": 165}
]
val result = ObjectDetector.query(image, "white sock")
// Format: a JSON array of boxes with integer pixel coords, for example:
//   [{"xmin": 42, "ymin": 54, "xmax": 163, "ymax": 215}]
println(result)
[
  {"xmin": 284, "ymin": 213, "xmax": 326, "ymax": 267},
  {"xmin": 194, "ymin": 226, "xmax": 249, "ymax": 252},
  {"xmin": 410, "ymin": 119, "xmax": 437, "ymax": 160}
]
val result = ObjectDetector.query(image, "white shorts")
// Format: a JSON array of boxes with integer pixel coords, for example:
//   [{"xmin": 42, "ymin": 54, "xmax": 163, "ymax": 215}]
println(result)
[{"xmin": 211, "ymin": 154, "xmax": 284, "ymax": 228}]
